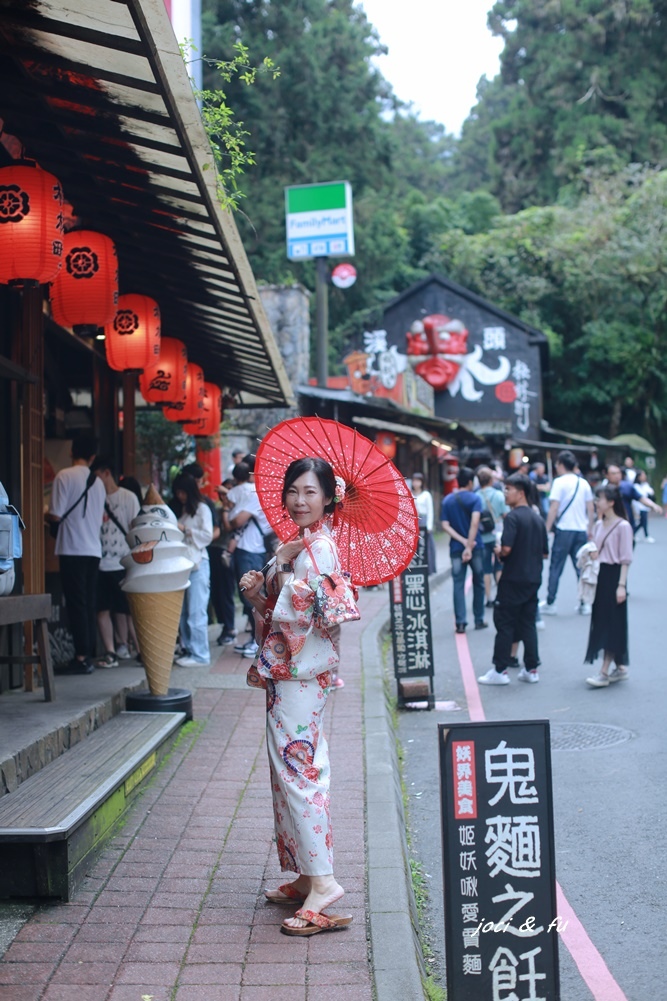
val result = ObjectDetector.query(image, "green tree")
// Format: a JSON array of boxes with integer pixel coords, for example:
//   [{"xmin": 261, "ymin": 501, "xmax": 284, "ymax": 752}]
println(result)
[
  {"xmin": 426, "ymin": 168, "xmax": 667, "ymax": 441},
  {"xmin": 450, "ymin": 0, "xmax": 667, "ymax": 210},
  {"xmin": 136, "ymin": 411, "xmax": 192, "ymax": 494}
]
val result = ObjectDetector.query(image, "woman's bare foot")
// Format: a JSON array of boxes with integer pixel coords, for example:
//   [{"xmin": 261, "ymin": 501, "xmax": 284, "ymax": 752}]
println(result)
[
  {"xmin": 282, "ymin": 877, "xmax": 344, "ymax": 930},
  {"xmin": 264, "ymin": 875, "xmax": 311, "ymax": 903}
]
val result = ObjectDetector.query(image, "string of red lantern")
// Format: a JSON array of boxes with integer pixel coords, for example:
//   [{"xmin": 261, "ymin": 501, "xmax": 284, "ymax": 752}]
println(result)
[
  {"xmin": 0, "ymin": 164, "xmax": 64, "ymax": 285},
  {"xmin": 182, "ymin": 382, "xmax": 222, "ymax": 437},
  {"xmin": 139, "ymin": 337, "xmax": 187, "ymax": 405},
  {"xmin": 105, "ymin": 294, "xmax": 161, "ymax": 372},
  {"xmin": 163, "ymin": 362, "xmax": 205, "ymax": 423},
  {"xmin": 50, "ymin": 230, "xmax": 118, "ymax": 331}
]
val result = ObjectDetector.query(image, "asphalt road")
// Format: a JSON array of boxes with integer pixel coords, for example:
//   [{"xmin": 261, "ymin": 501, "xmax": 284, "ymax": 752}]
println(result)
[{"xmin": 396, "ymin": 517, "xmax": 666, "ymax": 1001}]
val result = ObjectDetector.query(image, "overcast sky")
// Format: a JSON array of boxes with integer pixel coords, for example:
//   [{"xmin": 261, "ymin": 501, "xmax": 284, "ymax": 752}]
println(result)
[{"xmin": 358, "ymin": 0, "xmax": 504, "ymax": 135}]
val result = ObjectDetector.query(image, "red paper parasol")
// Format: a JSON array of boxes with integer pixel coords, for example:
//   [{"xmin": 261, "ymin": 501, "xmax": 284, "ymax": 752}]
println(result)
[{"xmin": 255, "ymin": 416, "xmax": 419, "ymax": 585}]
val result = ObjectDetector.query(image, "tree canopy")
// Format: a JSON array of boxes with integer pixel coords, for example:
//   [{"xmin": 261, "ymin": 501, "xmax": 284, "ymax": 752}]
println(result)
[{"xmin": 199, "ymin": 0, "xmax": 667, "ymax": 445}]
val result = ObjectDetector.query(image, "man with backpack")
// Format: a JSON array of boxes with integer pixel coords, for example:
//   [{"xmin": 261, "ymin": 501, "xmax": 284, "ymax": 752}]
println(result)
[
  {"xmin": 440, "ymin": 466, "xmax": 487, "ymax": 634},
  {"xmin": 46, "ymin": 434, "xmax": 106, "ymax": 674}
]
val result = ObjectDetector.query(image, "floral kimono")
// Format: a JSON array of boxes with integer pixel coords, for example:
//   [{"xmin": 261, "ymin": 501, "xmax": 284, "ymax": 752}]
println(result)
[{"xmin": 258, "ymin": 529, "xmax": 341, "ymax": 876}]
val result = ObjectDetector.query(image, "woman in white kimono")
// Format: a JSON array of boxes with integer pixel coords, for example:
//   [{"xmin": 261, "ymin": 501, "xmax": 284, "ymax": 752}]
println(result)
[{"xmin": 239, "ymin": 457, "xmax": 354, "ymax": 937}]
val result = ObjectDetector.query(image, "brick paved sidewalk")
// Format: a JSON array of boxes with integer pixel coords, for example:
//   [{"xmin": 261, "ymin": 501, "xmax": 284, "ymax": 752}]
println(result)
[{"xmin": 0, "ymin": 590, "xmax": 388, "ymax": 1001}]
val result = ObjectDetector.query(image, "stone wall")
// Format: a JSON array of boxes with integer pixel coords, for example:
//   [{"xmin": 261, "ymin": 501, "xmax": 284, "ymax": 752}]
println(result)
[{"xmin": 227, "ymin": 284, "xmax": 311, "ymax": 441}]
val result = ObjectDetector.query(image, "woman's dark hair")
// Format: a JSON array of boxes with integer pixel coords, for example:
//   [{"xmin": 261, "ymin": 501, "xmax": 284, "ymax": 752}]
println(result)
[
  {"xmin": 411, "ymin": 472, "xmax": 424, "ymax": 486},
  {"xmin": 595, "ymin": 484, "xmax": 627, "ymax": 519},
  {"xmin": 119, "ymin": 475, "xmax": 143, "ymax": 505},
  {"xmin": 172, "ymin": 473, "xmax": 204, "ymax": 517},
  {"xmin": 282, "ymin": 458, "xmax": 336, "ymax": 514}
]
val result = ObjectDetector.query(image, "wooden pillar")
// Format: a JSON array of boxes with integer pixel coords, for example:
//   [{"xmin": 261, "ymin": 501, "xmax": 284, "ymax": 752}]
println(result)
[
  {"xmin": 122, "ymin": 372, "xmax": 136, "ymax": 477},
  {"xmin": 93, "ymin": 352, "xmax": 115, "ymax": 457},
  {"xmin": 17, "ymin": 287, "xmax": 45, "ymax": 597}
]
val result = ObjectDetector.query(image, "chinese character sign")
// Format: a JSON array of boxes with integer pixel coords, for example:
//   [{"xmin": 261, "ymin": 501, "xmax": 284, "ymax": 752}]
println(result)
[
  {"xmin": 389, "ymin": 529, "xmax": 434, "ymax": 679},
  {"xmin": 439, "ymin": 721, "xmax": 560, "ymax": 1001}
]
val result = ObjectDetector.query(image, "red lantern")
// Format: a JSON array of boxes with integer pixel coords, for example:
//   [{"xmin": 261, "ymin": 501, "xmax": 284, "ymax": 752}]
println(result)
[
  {"xmin": 105, "ymin": 294, "xmax": 161, "ymax": 372},
  {"xmin": 375, "ymin": 431, "xmax": 397, "ymax": 459},
  {"xmin": 139, "ymin": 337, "xmax": 187, "ymax": 405},
  {"xmin": 182, "ymin": 382, "xmax": 222, "ymax": 436},
  {"xmin": 50, "ymin": 230, "xmax": 118, "ymax": 330},
  {"xmin": 0, "ymin": 164, "xmax": 64, "ymax": 285},
  {"xmin": 163, "ymin": 363, "xmax": 205, "ymax": 422}
]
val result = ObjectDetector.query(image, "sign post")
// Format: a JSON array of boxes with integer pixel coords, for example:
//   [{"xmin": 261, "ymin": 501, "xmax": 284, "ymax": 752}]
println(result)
[
  {"xmin": 439, "ymin": 720, "xmax": 560, "ymax": 1000},
  {"xmin": 285, "ymin": 181, "xmax": 355, "ymax": 389},
  {"xmin": 389, "ymin": 528, "xmax": 435, "ymax": 709}
]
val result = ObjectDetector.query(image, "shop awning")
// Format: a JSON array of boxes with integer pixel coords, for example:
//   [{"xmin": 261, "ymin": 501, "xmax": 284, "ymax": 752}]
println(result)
[
  {"xmin": 0, "ymin": 0, "xmax": 294, "ymax": 408},
  {"xmin": 352, "ymin": 415, "xmax": 447, "ymax": 448}
]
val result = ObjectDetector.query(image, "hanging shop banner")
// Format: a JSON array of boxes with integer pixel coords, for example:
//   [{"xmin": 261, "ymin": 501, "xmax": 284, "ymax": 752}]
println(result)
[
  {"xmin": 389, "ymin": 528, "xmax": 434, "ymax": 680},
  {"xmin": 439, "ymin": 720, "xmax": 560, "ymax": 1001},
  {"xmin": 285, "ymin": 180, "xmax": 354, "ymax": 260}
]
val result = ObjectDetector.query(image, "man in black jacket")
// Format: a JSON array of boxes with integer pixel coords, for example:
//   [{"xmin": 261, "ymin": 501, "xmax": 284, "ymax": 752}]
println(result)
[{"xmin": 478, "ymin": 473, "xmax": 548, "ymax": 686}]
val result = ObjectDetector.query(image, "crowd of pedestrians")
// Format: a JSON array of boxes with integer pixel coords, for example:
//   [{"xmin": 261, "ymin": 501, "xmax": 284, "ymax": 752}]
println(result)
[
  {"xmin": 45, "ymin": 434, "xmax": 278, "ymax": 675},
  {"xmin": 433, "ymin": 448, "xmax": 659, "ymax": 690}
]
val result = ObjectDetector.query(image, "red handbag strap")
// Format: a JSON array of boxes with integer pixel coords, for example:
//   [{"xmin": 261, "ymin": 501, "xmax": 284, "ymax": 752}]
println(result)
[{"xmin": 303, "ymin": 536, "xmax": 321, "ymax": 575}]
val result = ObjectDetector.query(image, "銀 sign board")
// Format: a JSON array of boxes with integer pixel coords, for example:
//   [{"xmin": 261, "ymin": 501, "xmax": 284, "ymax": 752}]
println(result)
[
  {"xmin": 285, "ymin": 181, "xmax": 354, "ymax": 260},
  {"xmin": 439, "ymin": 720, "xmax": 561, "ymax": 1000}
]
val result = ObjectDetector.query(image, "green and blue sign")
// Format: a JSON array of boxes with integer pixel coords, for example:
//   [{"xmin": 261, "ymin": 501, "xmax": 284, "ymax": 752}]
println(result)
[{"xmin": 285, "ymin": 181, "xmax": 355, "ymax": 260}]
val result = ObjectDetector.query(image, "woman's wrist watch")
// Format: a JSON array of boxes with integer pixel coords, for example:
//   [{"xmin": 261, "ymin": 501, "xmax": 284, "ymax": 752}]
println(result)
[{"xmin": 278, "ymin": 562, "xmax": 293, "ymax": 573}]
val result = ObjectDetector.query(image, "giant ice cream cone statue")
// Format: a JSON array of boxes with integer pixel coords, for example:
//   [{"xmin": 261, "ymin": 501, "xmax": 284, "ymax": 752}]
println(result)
[{"xmin": 121, "ymin": 487, "xmax": 193, "ymax": 696}]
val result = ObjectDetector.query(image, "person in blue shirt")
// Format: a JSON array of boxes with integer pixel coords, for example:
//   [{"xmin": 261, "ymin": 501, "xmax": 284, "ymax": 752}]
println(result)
[{"xmin": 440, "ymin": 466, "xmax": 487, "ymax": 634}]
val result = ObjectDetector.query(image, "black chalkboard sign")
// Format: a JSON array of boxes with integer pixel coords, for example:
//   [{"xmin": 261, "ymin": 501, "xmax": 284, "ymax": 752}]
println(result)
[
  {"xmin": 389, "ymin": 528, "xmax": 434, "ymax": 684},
  {"xmin": 439, "ymin": 720, "xmax": 560, "ymax": 1000}
]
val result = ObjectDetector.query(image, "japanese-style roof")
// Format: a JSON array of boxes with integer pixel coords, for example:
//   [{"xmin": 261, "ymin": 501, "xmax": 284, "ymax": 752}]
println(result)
[
  {"xmin": 0, "ymin": 0, "xmax": 294, "ymax": 407},
  {"xmin": 383, "ymin": 273, "xmax": 549, "ymax": 347}
]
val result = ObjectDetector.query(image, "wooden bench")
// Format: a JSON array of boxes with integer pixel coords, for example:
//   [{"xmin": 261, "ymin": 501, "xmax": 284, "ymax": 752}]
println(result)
[
  {"xmin": 0, "ymin": 711, "xmax": 185, "ymax": 900},
  {"xmin": 0, "ymin": 594, "xmax": 55, "ymax": 701}
]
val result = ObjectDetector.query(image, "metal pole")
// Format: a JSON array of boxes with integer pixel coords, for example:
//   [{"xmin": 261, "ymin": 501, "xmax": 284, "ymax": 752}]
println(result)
[{"xmin": 315, "ymin": 256, "xmax": 329, "ymax": 388}]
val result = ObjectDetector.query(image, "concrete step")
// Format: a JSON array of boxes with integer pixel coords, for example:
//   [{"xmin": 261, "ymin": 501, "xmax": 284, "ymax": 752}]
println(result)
[{"xmin": 0, "ymin": 711, "xmax": 185, "ymax": 900}]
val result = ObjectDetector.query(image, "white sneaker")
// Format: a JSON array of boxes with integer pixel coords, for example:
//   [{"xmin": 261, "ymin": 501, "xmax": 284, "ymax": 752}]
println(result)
[
  {"xmin": 478, "ymin": 668, "xmax": 510, "ymax": 685},
  {"xmin": 578, "ymin": 603, "xmax": 592, "ymax": 615},
  {"xmin": 518, "ymin": 667, "xmax": 539, "ymax": 683},
  {"xmin": 242, "ymin": 640, "xmax": 259, "ymax": 659},
  {"xmin": 535, "ymin": 618, "xmax": 545, "ymax": 630},
  {"xmin": 646, "ymin": 536, "xmax": 655, "ymax": 544},
  {"xmin": 586, "ymin": 672, "xmax": 609, "ymax": 688},
  {"xmin": 539, "ymin": 601, "xmax": 557, "ymax": 615},
  {"xmin": 116, "ymin": 644, "xmax": 131, "ymax": 659},
  {"xmin": 175, "ymin": 655, "xmax": 210, "ymax": 667}
]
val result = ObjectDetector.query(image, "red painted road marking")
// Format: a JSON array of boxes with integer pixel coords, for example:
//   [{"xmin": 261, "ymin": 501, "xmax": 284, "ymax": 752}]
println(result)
[
  {"xmin": 454, "ymin": 627, "xmax": 629, "ymax": 1001},
  {"xmin": 556, "ymin": 883, "xmax": 629, "ymax": 1001},
  {"xmin": 454, "ymin": 633, "xmax": 485, "ymax": 722}
]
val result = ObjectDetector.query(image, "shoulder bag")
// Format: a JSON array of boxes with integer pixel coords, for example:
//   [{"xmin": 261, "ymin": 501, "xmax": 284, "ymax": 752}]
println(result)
[
  {"xmin": 552, "ymin": 476, "xmax": 580, "ymax": 533},
  {"xmin": 303, "ymin": 537, "xmax": 360, "ymax": 629},
  {"xmin": 49, "ymin": 469, "xmax": 97, "ymax": 539}
]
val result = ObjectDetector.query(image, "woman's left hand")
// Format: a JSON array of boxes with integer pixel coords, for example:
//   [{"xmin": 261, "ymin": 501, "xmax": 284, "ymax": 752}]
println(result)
[
  {"xmin": 616, "ymin": 585, "xmax": 627, "ymax": 604},
  {"xmin": 275, "ymin": 538, "xmax": 306, "ymax": 566}
]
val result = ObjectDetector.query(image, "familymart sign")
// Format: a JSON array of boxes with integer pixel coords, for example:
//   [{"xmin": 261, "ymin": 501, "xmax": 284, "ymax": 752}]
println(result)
[{"xmin": 285, "ymin": 181, "xmax": 355, "ymax": 260}]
